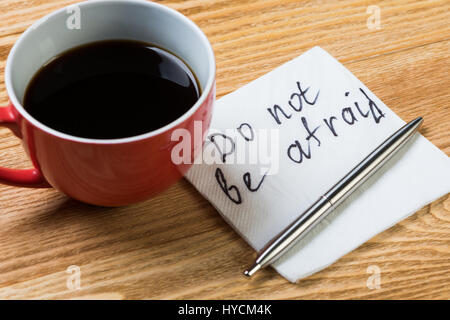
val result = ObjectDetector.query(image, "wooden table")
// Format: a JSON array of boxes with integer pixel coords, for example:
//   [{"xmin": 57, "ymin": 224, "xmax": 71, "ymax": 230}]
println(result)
[{"xmin": 0, "ymin": 0, "xmax": 449, "ymax": 300}]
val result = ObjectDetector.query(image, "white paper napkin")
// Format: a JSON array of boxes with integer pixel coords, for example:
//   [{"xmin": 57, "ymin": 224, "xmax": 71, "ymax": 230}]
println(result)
[{"xmin": 185, "ymin": 47, "xmax": 450, "ymax": 282}]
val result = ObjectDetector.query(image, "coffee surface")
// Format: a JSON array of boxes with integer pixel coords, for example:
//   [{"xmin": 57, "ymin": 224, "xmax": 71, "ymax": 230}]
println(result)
[{"xmin": 23, "ymin": 40, "xmax": 200, "ymax": 139}]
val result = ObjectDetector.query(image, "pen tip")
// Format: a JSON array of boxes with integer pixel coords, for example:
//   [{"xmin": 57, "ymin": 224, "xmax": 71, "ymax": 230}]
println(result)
[
  {"xmin": 410, "ymin": 116, "xmax": 423, "ymax": 129},
  {"xmin": 243, "ymin": 263, "xmax": 261, "ymax": 277}
]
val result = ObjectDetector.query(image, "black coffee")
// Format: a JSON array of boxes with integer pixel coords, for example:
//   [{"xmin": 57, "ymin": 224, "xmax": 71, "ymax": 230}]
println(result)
[{"xmin": 23, "ymin": 40, "xmax": 200, "ymax": 139}]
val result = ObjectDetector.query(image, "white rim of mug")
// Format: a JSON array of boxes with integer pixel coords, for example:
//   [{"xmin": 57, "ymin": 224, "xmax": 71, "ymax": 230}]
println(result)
[{"xmin": 5, "ymin": 0, "xmax": 216, "ymax": 145}]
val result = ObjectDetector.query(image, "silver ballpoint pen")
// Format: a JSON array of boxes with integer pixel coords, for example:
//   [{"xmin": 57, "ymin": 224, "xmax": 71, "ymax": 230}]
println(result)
[{"xmin": 244, "ymin": 117, "xmax": 424, "ymax": 277}]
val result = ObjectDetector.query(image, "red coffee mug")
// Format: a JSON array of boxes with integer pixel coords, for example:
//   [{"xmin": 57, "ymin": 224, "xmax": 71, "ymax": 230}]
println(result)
[{"xmin": 0, "ymin": 0, "xmax": 215, "ymax": 206}]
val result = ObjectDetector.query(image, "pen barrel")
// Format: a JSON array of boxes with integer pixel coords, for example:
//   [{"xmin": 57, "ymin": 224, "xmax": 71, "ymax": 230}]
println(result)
[
  {"xmin": 324, "ymin": 118, "xmax": 422, "ymax": 207},
  {"xmin": 256, "ymin": 196, "xmax": 333, "ymax": 267}
]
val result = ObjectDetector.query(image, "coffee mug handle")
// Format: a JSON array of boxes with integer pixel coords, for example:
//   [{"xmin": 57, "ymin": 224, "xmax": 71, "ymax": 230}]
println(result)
[{"xmin": 0, "ymin": 102, "xmax": 49, "ymax": 188}]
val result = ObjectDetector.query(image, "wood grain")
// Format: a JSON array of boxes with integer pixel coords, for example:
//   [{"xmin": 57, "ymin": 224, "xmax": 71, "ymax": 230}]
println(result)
[{"xmin": 0, "ymin": 0, "xmax": 449, "ymax": 299}]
